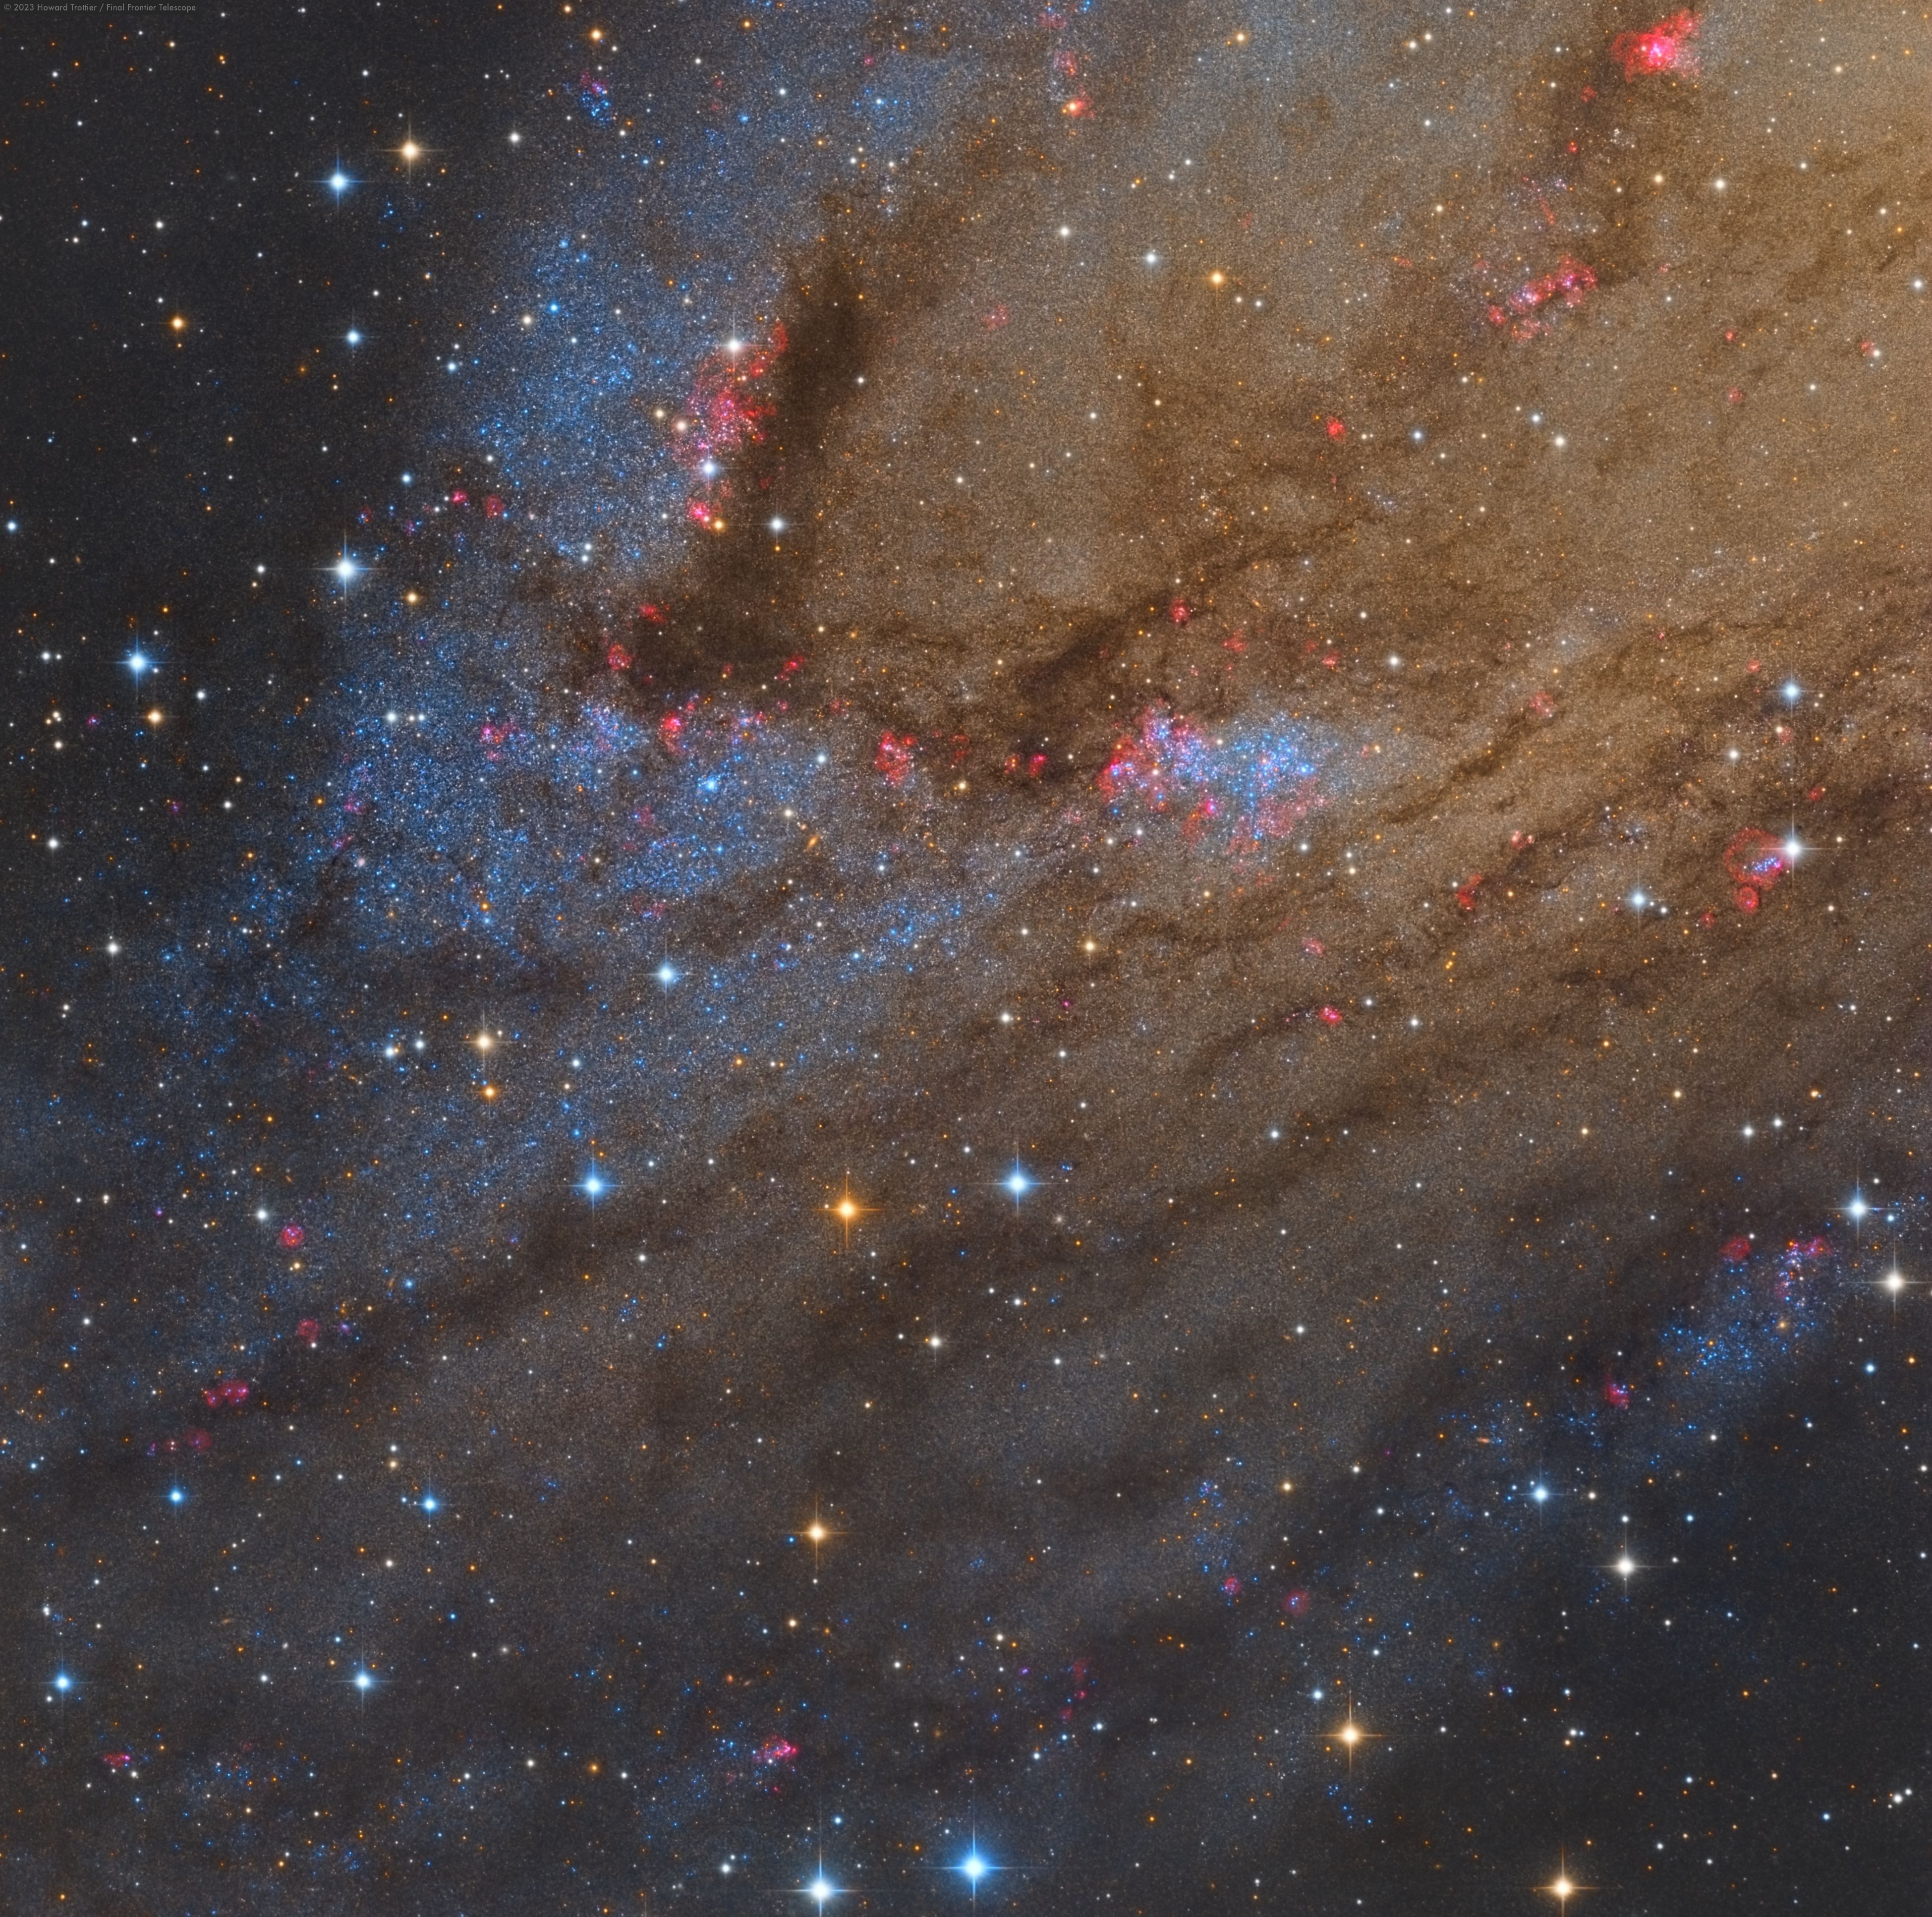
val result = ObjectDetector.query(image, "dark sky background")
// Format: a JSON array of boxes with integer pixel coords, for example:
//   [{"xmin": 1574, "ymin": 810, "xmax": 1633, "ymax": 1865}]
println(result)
[{"xmin": 3, "ymin": 0, "xmax": 1928, "ymax": 1909}]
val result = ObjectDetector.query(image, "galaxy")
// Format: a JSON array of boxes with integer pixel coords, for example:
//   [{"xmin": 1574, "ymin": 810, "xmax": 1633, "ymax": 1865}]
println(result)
[{"xmin": 3, "ymin": 0, "xmax": 1928, "ymax": 1908}]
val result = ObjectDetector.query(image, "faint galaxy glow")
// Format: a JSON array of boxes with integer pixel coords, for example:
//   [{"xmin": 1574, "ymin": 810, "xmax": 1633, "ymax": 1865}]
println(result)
[{"xmin": 9, "ymin": 4, "xmax": 1921, "ymax": 1908}]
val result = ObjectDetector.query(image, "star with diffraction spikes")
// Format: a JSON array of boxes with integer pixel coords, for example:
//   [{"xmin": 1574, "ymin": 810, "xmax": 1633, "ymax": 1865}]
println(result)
[
  {"xmin": 1875, "ymin": 1242, "xmax": 1920, "ymax": 1313},
  {"xmin": 1604, "ymin": 1518, "xmax": 1649, "ymax": 1589},
  {"xmin": 1536, "ymin": 1849, "xmax": 1598, "ymax": 1906},
  {"xmin": 824, "ymin": 1174, "xmax": 873, "ymax": 1250},
  {"xmin": 795, "ymin": 1498, "xmax": 843, "ymax": 1572},
  {"xmin": 1315, "ymin": 1697, "xmax": 1382, "ymax": 1771},
  {"xmin": 950, "ymin": 1822, "xmax": 1029, "ymax": 1904},
  {"xmin": 576, "ymin": 1148, "xmax": 612, "ymax": 1234},
  {"xmin": 392, "ymin": 124, "xmax": 433, "ymax": 176},
  {"xmin": 791, "ymin": 1861, "xmax": 840, "ymax": 1908}
]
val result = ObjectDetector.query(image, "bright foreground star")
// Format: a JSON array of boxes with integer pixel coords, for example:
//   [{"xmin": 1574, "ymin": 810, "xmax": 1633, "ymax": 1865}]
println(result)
[
  {"xmin": 1322, "ymin": 1703, "xmax": 1378, "ymax": 1764},
  {"xmin": 1540, "ymin": 1853, "xmax": 1590, "ymax": 1904}
]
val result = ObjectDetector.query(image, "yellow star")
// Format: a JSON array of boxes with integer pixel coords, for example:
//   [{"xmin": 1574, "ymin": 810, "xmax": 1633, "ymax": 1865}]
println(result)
[
  {"xmin": 825, "ymin": 1176, "xmax": 871, "ymax": 1248},
  {"xmin": 1538, "ymin": 1849, "xmax": 1594, "ymax": 1903},
  {"xmin": 1318, "ymin": 1699, "xmax": 1382, "ymax": 1770}
]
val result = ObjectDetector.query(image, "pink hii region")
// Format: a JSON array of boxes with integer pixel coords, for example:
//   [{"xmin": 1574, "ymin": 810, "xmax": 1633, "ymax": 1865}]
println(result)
[
  {"xmin": 1723, "ymin": 827, "xmax": 1789, "ymax": 911},
  {"xmin": 1101, "ymin": 703, "xmax": 1324, "ymax": 848},
  {"xmin": 677, "ymin": 326, "xmax": 785, "ymax": 472},
  {"xmin": 1610, "ymin": 12, "xmax": 1700, "ymax": 81},
  {"xmin": 874, "ymin": 731, "xmax": 917, "ymax": 785},
  {"xmin": 1098, "ymin": 704, "xmax": 1215, "ymax": 810},
  {"xmin": 1488, "ymin": 256, "xmax": 1597, "ymax": 330}
]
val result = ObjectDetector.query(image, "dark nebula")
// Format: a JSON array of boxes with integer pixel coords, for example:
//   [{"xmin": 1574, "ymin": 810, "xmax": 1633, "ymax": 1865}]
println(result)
[{"xmin": 3, "ymin": 0, "xmax": 1928, "ymax": 1909}]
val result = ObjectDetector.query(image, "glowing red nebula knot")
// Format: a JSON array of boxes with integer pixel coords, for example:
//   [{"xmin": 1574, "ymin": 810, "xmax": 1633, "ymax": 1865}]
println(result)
[
  {"xmin": 1610, "ymin": 11, "xmax": 1699, "ymax": 81},
  {"xmin": 1722, "ymin": 827, "xmax": 1788, "ymax": 913}
]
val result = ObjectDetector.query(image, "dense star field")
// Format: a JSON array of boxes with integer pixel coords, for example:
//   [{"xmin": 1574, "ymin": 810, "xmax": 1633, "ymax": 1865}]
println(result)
[{"xmin": 4, "ymin": 1, "xmax": 1929, "ymax": 1908}]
